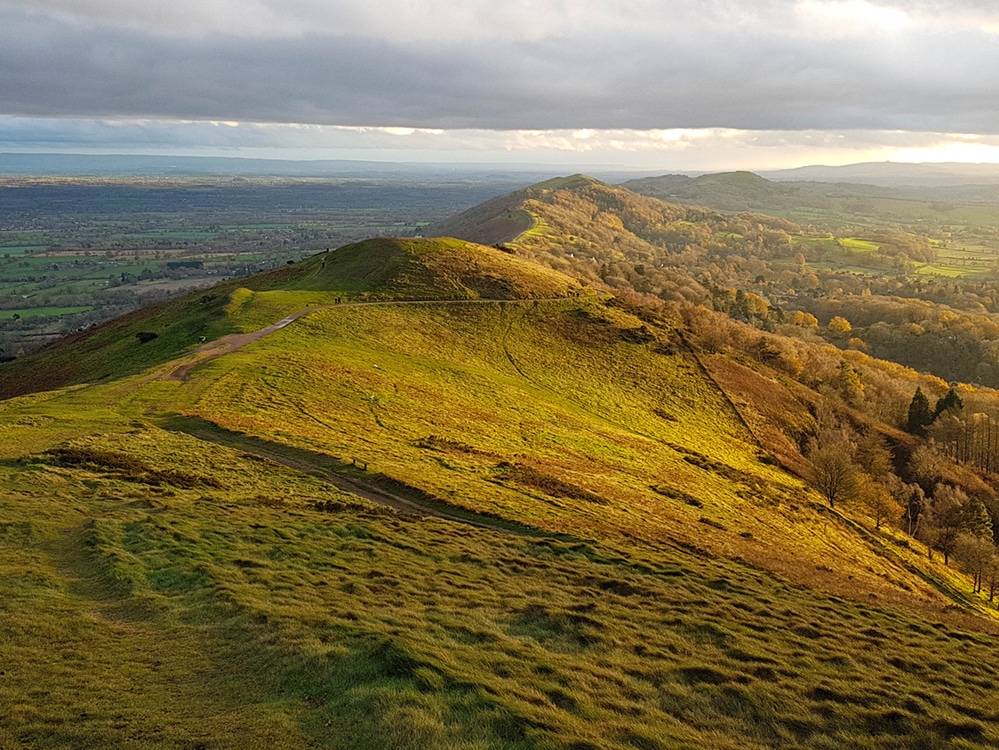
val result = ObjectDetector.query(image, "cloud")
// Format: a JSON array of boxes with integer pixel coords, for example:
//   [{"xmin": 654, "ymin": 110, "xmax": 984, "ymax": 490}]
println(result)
[
  {"xmin": 6, "ymin": 116, "xmax": 999, "ymax": 170},
  {"xmin": 1, "ymin": 1, "xmax": 999, "ymax": 137}
]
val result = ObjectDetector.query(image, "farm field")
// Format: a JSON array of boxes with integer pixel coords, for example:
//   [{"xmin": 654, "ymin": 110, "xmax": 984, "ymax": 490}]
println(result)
[{"xmin": 0, "ymin": 176, "xmax": 528, "ymax": 358}]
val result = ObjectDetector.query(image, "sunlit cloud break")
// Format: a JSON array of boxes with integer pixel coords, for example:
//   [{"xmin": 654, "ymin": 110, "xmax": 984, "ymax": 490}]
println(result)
[{"xmin": 7, "ymin": 117, "xmax": 999, "ymax": 170}]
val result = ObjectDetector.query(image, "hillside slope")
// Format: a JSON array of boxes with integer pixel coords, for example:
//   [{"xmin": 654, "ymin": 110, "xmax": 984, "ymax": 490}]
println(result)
[
  {"xmin": 3, "ymin": 237, "xmax": 999, "ymax": 747},
  {"xmin": 622, "ymin": 171, "xmax": 810, "ymax": 212},
  {"xmin": 0, "ymin": 237, "xmax": 582, "ymax": 400}
]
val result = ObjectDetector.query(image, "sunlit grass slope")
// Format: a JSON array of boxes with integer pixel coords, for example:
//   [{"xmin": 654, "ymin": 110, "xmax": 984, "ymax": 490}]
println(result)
[
  {"xmin": 166, "ymin": 296, "xmax": 972, "ymax": 612},
  {"xmin": 4, "ymin": 237, "xmax": 999, "ymax": 747},
  {"xmin": 2, "ymin": 377, "xmax": 999, "ymax": 748},
  {"xmin": 0, "ymin": 237, "xmax": 582, "ymax": 401}
]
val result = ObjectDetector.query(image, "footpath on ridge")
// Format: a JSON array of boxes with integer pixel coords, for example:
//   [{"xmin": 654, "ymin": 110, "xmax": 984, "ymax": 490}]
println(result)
[{"xmin": 164, "ymin": 295, "xmax": 598, "ymax": 381}]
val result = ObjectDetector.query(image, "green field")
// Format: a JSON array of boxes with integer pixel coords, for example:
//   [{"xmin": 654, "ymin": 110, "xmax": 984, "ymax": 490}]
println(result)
[
  {"xmin": 0, "ymin": 245, "xmax": 49, "ymax": 255},
  {"xmin": 0, "ymin": 306, "xmax": 93, "ymax": 319},
  {"xmin": 838, "ymin": 237, "xmax": 880, "ymax": 253},
  {"xmin": 111, "ymin": 229, "xmax": 220, "ymax": 241}
]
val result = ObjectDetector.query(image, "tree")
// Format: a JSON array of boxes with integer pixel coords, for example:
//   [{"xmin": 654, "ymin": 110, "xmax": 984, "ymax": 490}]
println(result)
[
  {"xmin": 886, "ymin": 476, "xmax": 924, "ymax": 537},
  {"xmin": 807, "ymin": 439, "xmax": 860, "ymax": 508},
  {"xmin": 984, "ymin": 555, "xmax": 999, "ymax": 602},
  {"xmin": 955, "ymin": 534, "xmax": 995, "ymax": 593},
  {"xmin": 920, "ymin": 484, "xmax": 969, "ymax": 565},
  {"xmin": 856, "ymin": 474, "xmax": 903, "ymax": 530},
  {"xmin": 964, "ymin": 495, "xmax": 994, "ymax": 543},
  {"xmin": 793, "ymin": 310, "xmax": 818, "ymax": 328},
  {"xmin": 855, "ymin": 432, "xmax": 893, "ymax": 480},
  {"xmin": 836, "ymin": 361, "xmax": 864, "ymax": 402},
  {"xmin": 828, "ymin": 316, "xmax": 852, "ymax": 335},
  {"xmin": 933, "ymin": 386, "xmax": 963, "ymax": 421},
  {"xmin": 906, "ymin": 387, "xmax": 933, "ymax": 436}
]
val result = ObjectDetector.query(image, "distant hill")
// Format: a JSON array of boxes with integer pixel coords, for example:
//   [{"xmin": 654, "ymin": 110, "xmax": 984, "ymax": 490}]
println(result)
[
  {"xmin": 621, "ymin": 169, "xmax": 999, "ymax": 225},
  {"xmin": 761, "ymin": 161, "xmax": 999, "ymax": 188},
  {"xmin": 0, "ymin": 152, "xmax": 432, "ymax": 177},
  {"xmin": 0, "ymin": 152, "xmax": 557, "ymax": 180},
  {"xmin": 622, "ymin": 170, "xmax": 812, "ymax": 212}
]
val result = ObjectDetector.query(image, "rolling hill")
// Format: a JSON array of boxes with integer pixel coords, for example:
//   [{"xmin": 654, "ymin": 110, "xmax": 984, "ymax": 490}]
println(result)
[
  {"xmin": 3, "ymin": 222, "xmax": 999, "ymax": 747},
  {"xmin": 621, "ymin": 170, "xmax": 999, "ymax": 228},
  {"xmin": 0, "ymin": 236, "xmax": 582, "ymax": 401},
  {"xmin": 621, "ymin": 171, "xmax": 810, "ymax": 213}
]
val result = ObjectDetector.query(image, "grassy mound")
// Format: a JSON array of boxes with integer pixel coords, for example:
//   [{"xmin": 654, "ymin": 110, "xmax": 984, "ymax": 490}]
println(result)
[
  {"xmin": 299, "ymin": 237, "xmax": 584, "ymax": 300},
  {"xmin": 0, "ymin": 237, "xmax": 583, "ymax": 400}
]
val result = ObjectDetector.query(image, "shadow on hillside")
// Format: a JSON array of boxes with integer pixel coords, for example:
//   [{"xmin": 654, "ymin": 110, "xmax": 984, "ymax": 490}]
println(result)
[{"xmin": 160, "ymin": 414, "xmax": 567, "ymax": 539}]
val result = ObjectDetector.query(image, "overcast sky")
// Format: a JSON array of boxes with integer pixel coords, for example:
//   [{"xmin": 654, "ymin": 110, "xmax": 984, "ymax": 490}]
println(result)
[{"xmin": 4, "ymin": 0, "xmax": 999, "ymax": 170}]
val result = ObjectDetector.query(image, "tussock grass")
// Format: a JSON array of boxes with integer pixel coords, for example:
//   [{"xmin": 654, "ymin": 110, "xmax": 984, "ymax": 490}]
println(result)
[
  {"xmin": 2, "ymin": 427, "xmax": 999, "ymax": 748},
  {"xmin": 176, "ymin": 297, "xmax": 965, "ymax": 610}
]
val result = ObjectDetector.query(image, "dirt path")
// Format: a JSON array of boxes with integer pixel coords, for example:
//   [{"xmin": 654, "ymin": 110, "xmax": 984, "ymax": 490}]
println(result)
[
  {"xmin": 160, "ymin": 294, "xmax": 594, "ymax": 534},
  {"xmin": 166, "ymin": 307, "xmax": 322, "ymax": 381},
  {"xmin": 175, "ymin": 425, "xmax": 533, "ymax": 535}
]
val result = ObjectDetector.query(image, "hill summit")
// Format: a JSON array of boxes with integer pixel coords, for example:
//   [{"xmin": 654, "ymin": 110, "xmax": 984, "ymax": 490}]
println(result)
[
  {"xmin": 304, "ymin": 236, "xmax": 584, "ymax": 301},
  {"xmin": 0, "ymin": 237, "xmax": 584, "ymax": 399}
]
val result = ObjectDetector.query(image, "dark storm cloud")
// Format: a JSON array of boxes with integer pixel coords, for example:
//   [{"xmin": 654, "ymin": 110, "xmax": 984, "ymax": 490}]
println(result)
[{"xmin": 2, "ymin": 1, "xmax": 999, "ymax": 133}]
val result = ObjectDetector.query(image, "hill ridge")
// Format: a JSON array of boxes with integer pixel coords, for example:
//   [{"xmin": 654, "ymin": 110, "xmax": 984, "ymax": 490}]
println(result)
[{"xmin": 0, "ymin": 236, "xmax": 585, "ymax": 399}]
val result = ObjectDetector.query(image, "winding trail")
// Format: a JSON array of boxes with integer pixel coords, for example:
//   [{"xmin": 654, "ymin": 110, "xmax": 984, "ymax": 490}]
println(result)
[
  {"xmin": 157, "ymin": 291, "xmax": 613, "ymax": 533},
  {"xmin": 159, "ymin": 295, "xmax": 590, "ymax": 533}
]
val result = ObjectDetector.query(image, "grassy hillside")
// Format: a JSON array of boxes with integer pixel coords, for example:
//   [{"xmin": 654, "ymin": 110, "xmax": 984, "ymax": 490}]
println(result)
[
  {"xmin": 6, "ymin": 410, "xmax": 999, "ymax": 750},
  {"xmin": 0, "ymin": 237, "xmax": 583, "ymax": 400},
  {"xmin": 0, "ymin": 231, "xmax": 999, "ymax": 750},
  {"xmin": 4, "ymin": 236, "xmax": 999, "ymax": 747},
  {"xmin": 5, "ymin": 414, "xmax": 999, "ymax": 749}
]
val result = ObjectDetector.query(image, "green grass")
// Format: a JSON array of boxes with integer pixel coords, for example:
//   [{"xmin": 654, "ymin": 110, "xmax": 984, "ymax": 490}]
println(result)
[
  {"xmin": 1, "ymin": 404, "xmax": 998, "ymax": 748},
  {"xmin": 914, "ymin": 263, "xmax": 966, "ymax": 278},
  {"xmin": 111, "ymin": 230, "xmax": 220, "ymax": 240},
  {"xmin": 839, "ymin": 238, "xmax": 880, "ymax": 253},
  {"xmin": 0, "ymin": 306, "xmax": 93, "ymax": 319},
  {"xmin": 0, "ymin": 238, "xmax": 584, "ymax": 400},
  {"xmin": 162, "ymin": 295, "xmax": 981, "ymax": 615}
]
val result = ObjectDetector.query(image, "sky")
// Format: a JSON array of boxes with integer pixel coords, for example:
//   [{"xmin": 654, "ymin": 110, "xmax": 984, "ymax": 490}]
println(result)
[{"xmin": 4, "ymin": 0, "xmax": 999, "ymax": 171}]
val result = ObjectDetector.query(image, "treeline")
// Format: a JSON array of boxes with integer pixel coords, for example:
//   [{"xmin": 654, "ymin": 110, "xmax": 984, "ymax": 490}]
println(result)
[
  {"xmin": 676, "ymin": 297, "xmax": 999, "ymax": 596},
  {"xmin": 796, "ymin": 295, "xmax": 999, "ymax": 387}
]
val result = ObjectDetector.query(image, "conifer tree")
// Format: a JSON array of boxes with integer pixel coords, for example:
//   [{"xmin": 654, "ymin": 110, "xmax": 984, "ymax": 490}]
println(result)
[
  {"xmin": 933, "ymin": 386, "xmax": 963, "ymax": 421},
  {"xmin": 965, "ymin": 496, "xmax": 994, "ymax": 543},
  {"xmin": 906, "ymin": 387, "xmax": 933, "ymax": 436}
]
